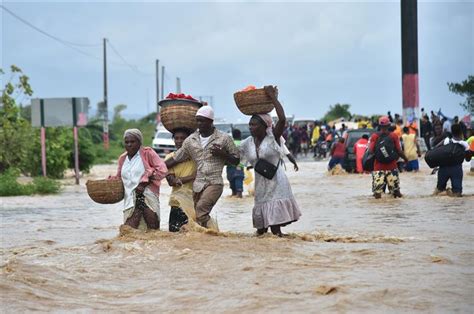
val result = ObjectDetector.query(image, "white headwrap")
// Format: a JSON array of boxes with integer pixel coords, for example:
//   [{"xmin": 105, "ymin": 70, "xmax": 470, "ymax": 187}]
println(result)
[
  {"xmin": 123, "ymin": 128, "xmax": 143, "ymax": 144},
  {"xmin": 196, "ymin": 105, "xmax": 214, "ymax": 120}
]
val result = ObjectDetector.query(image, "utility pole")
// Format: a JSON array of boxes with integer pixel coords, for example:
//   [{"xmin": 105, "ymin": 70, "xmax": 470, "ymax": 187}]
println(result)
[
  {"xmin": 401, "ymin": 0, "xmax": 419, "ymax": 135},
  {"xmin": 161, "ymin": 66, "xmax": 165, "ymax": 100},
  {"xmin": 156, "ymin": 59, "xmax": 160, "ymax": 112},
  {"xmin": 103, "ymin": 38, "xmax": 109, "ymax": 150},
  {"xmin": 176, "ymin": 77, "xmax": 181, "ymax": 93}
]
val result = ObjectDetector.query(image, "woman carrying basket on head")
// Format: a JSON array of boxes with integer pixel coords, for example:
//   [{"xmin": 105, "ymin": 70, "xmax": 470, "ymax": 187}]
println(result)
[
  {"xmin": 239, "ymin": 86, "xmax": 301, "ymax": 236},
  {"xmin": 111, "ymin": 129, "xmax": 168, "ymax": 230}
]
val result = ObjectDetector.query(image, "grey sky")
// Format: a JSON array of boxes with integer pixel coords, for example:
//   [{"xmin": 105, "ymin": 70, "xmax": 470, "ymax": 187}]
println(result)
[{"xmin": 1, "ymin": 1, "xmax": 473, "ymax": 122}]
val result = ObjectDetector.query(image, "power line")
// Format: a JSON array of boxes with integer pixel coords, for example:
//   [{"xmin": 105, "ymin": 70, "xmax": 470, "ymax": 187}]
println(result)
[
  {"xmin": 107, "ymin": 40, "xmax": 154, "ymax": 77},
  {"xmin": 2, "ymin": 5, "xmax": 154, "ymax": 77},
  {"xmin": 1, "ymin": 5, "xmax": 102, "ymax": 48},
  {"xmin": 2, "ymin": 5, "xmax": 182, "ymax": 86},
  {"xmin": 1, "ymin": 5, "xmax": 103, "ymax": 61}
]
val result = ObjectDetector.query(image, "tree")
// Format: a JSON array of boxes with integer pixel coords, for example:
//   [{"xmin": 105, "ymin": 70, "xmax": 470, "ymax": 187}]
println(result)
[
  {"xmin": 322, "ymin": 103, "xmax": 352, "ymax": 122},
  {"xmin": 0, "ymin": 65, "xmax": 33, "ymax": 172},
  {"xmin": 112, "ymin": 104, "xmax": 127, "ymax": 123},
  {"xmin": 448, "ymin": 75, "xmax": 474, "ymax": 114}
]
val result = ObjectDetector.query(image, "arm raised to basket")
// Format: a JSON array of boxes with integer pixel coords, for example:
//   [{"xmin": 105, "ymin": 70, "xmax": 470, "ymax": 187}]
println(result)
[{"xmin": 264, "ymin": 85, "xmax": 286, "ymax": 141}]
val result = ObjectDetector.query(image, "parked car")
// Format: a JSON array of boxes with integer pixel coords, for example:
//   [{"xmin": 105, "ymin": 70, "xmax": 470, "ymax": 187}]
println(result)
[
  {"xmin": 231, "ymin": 123, "xmax": 251, "ymax": 140},
  {"xmin": 152, "ymin": 127, "xmax": 175, "ymax": 157},
  {"xmin": 342, "ymin": 128, "xmax": 376, "ymax": 172},
  {"xmin": 293, "ymin": 118, "xmax": 315, "ymax": 129}
]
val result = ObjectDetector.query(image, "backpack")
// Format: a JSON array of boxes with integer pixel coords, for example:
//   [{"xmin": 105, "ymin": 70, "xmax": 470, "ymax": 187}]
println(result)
[
  {"xmin": 424, "ymin": 140, "xmax": 466, "ymax": 168},
  {"xmin": 374, "ymin": 133, "xmax": 398, "ymax": 163}
]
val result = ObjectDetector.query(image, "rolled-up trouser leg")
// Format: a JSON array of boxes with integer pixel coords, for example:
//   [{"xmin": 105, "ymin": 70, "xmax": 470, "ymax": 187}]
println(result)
[{"xmin": 193, "ymin": 185, "xmax": 223, "ymax": 227}]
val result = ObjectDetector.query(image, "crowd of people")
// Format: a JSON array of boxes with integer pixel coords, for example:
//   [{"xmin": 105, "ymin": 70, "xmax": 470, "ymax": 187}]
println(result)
[{"xmin": 109, "ymin": 99, "xmax": 473, "ymax": 235}]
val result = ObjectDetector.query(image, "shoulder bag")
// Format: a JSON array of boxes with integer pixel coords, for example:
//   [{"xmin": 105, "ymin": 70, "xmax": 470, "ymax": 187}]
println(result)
[{"xmin": 254, "ymin": 145, "xmax": 280, "ymax": 180}]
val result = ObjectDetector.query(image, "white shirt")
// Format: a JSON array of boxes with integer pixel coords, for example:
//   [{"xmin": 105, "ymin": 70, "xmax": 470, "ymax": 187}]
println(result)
[
  {"xmin": 443, "ymin": 137, "xmax": 469, "ymax": 151},
  {"xmin": 121, "ymin": 152, "xmax": 145, "ymax": 211},
  {"xmin": 280, "ymin": 136, "xmax": 290, "ymax": 155},
  {"xmin": 199, "ymin": 134, "xmax": 211, "ymax": 148}
]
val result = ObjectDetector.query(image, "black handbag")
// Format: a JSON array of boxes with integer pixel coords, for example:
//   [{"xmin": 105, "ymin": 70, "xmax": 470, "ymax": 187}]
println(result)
[
  {"xmin": 254, "ymin": 147, "xmax": 280, "ymax": 179},
  {"xmin": 255, "ymin": 158, "xmax": 279, "ymax": 179}
]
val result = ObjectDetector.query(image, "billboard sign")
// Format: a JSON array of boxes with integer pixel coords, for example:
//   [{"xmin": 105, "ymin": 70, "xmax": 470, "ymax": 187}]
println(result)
[{"xmin": 31, "ymin": 97, "xmax": 89, "ymax": 127}]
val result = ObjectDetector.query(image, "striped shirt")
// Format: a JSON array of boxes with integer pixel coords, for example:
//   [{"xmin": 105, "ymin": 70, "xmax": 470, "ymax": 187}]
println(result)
[{"xmin": 173, "ymin": 128, "xmax": 239, "ymax": 192}]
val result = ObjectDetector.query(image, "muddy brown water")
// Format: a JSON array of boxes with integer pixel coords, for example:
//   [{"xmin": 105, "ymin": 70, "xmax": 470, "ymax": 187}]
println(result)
[{"xmin": 1, "ymin": 160, "xmax": 473, "ymax": 312}]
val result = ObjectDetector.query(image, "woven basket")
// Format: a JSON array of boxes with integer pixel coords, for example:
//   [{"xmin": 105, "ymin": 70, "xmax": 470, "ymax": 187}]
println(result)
[
  {"xmin": 86, "ymin": 179, "xmax": 124, "ymax": 204},
  {"xmin": 158, "ymin": 99, "xmax": 203, "ymax": 132},
  {"xmin": 233, "ymin": 88, "xmax": 275, "ymax": 115}
]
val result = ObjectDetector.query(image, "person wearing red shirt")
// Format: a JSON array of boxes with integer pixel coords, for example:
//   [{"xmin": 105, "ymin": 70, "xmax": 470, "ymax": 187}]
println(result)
[
  {"xmin": 369, "ymin": 116, "xmax": 408, "ymax": 199},
  {"xmin": 328, "ymin": 137, "xmax": 346, "ymax": 170},
  {"xmin": 353, "ymin": 134, "xmax": 369, "ymax": 173}
]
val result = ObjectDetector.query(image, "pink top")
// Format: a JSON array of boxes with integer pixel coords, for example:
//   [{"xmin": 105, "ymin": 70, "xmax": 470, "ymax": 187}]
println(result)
[{"xmin": 114, "ymin": 147, "xmax": 168, "ymax": 195}]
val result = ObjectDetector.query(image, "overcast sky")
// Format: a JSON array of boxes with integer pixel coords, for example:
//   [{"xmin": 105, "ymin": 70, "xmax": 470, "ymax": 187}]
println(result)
[{"xmin": 1, "ymin": 0, "xmax": 473, "ymax": 122}]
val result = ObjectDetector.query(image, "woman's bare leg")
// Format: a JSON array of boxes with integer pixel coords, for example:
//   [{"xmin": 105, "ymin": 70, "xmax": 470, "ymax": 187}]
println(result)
[
  {"xmin": 143, "ymin": 207, "xmax": 160, "ymax": 230},
  {"xmin": 124, "ymin": 208, "xmax": 142, "ymax": 229}
]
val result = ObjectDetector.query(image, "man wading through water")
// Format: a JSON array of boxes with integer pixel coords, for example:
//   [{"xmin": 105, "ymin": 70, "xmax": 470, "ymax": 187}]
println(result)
[
  {"xmin": 165, "ymin": 106, "xmax": 240, "ymax": 228},
  {"xmin": 368, "ymin": 116, "xmax": 408, "ymax": 199}
]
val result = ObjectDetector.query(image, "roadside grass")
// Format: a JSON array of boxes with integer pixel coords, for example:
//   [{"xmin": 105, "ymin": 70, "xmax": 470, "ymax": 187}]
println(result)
[{"xmin": 0, "ymin": 169, "xmax": 61, "ymax": 196}]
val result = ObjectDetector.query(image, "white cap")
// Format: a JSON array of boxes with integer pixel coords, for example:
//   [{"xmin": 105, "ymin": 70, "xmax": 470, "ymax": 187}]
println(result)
[{"xmin": 196, "ymin": 105, "xmax": 214, "ymax": 120}]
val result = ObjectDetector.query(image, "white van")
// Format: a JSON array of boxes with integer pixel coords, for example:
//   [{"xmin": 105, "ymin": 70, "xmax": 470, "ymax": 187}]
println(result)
[{"xmin": 152, "ymin": 127, "xmax": 175, "ymax": 157}]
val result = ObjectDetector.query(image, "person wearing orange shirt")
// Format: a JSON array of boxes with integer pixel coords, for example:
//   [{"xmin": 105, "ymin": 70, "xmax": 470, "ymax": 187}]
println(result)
[
  {"xmin": 353, "ymin": 134, "xmax": 369, "ymax": 173},
  {"xmin": 394, "ymin": 121, "xmax": 403, "ymax": 138}
]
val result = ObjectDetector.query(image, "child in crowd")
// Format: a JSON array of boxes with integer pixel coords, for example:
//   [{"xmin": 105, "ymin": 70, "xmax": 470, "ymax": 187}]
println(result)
[
  {"xmin": 226, "ymin": 129, "xmax": 245, "ymax": 198},
  {"xmin": 165, "ymin": 128, "xmax": 196, "ymax": 232}
]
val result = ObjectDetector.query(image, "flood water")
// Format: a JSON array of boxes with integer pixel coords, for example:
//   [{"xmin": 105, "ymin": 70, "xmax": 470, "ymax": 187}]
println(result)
[{"xmin": 1, "ymin": 160, "xmax": 473, "ymax": 312}]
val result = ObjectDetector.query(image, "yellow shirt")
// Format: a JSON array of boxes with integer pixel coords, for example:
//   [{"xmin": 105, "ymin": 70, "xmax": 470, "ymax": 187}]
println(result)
[
  {"xmin": 402, "ymin": 133, "xmax": 418, "ymax": 161},
  {"xmin": 165, "ymin": 152, "xmax": 197, "ymax": 207},
  {"xmin": 311, "ymin": 126, "xmax": 320, "ymax": 145},
  {"xmin": 466, "ymin": 136, "xmax": 474, "ymax": 151}
]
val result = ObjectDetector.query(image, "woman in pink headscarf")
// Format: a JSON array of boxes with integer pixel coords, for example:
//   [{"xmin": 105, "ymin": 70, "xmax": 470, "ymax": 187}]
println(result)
[{"xmin": 239, "ymin": 86, "xmax": 301, "ymax": 236}]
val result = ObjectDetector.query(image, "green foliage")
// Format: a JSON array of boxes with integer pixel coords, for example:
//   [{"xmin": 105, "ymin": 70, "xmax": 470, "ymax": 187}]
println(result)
[
  {"xmin": 88, "ymin": 104, "xmax": 157, "ymax": 164},
  {"xmin": 322, "ymin": 103, "xmax": 352, "ymax": 122},
  {"xmin": 31, "ymin": 176, "xmax": 61, "ymax": 194},
  {"xmin": 19, "ymin": 104, "xmax": 32, "ymax": 121},
  {"xmin": 0, "ymin": 168, "xmax": 33, "ymax": 196},
  {"xmin": 0, "ymin": 65, "xmax": 34, "ymax": 172},
  {"xmin": 448, "ymin": 75, "xmax": 474, "ymax": 114},
  {"xmin": 23, "ymin": 128, "xmax": 70, "ymax": 179},
  {"xmin": 94, "ymin": 141, "xmax": 124, "ymax": 164},
  {"xmin": 65, "ymin": 128, "xmax": 96, "ymax": 173},
  {"xmin": 0, "ymin": 168, "xmax": 60, "ymax": 196}
]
